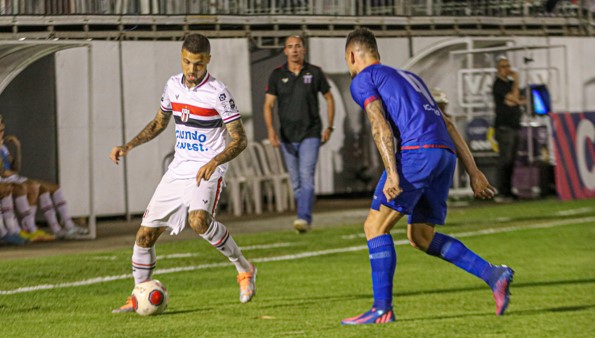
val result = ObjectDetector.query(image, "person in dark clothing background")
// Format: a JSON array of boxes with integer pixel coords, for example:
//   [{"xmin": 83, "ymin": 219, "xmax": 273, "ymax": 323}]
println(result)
[{"xmin": 492, "ymin": 56, "xmax": 525, "ymax": 202}]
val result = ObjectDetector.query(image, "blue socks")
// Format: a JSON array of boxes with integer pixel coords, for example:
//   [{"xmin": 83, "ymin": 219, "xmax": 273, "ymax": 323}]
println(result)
[
  {"xmin": 368, "ymin": 234, "xmax": 397, "ymax": 311},
  {"xmin": 426, "ymin": 232, "xmax": 493, "ymax": 286}
]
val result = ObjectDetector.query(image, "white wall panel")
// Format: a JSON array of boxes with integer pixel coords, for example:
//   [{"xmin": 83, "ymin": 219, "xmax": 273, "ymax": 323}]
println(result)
[
  {"xmin": 55, "ymin": 47, "xmax": 90, "ymax": 217},
  {"xmin": 90, "ymin": 41, "xmax": 126, "ymax": 216},
  {"xmin": 121, "ymin": 41, "xmax": 176, "ymax": 213}
]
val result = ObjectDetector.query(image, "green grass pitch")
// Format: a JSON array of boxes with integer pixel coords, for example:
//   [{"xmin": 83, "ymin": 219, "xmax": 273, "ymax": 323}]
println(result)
[{"xmin": 1, "ymin": 198, "xmax": 594, "ymax": 337}]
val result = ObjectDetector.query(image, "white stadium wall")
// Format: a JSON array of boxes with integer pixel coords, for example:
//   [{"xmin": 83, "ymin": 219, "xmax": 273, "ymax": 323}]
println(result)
[{"xmin": 55, "ymin": 39, "xmax": 251, "ymax": 216}]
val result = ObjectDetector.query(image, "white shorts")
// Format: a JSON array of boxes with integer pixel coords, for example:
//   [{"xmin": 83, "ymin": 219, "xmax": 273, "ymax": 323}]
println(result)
[
  {"xmin": 0, "ymin": 174, "xmax": 28, "ymax": 184},
  {"xmin": 141, "ymin": 171, "xmax": 224, "ymax": 235}
]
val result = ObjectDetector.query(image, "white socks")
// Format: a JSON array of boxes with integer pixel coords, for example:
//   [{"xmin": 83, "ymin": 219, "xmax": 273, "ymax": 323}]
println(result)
[
  {"xmin": 1, "ymin": 196, "xmax": 21, "ymax": 235},
  {"xmin": 0, "ymin": 213, "xmax": 7, "ymax": 237},
  {"xmin": 39, "ymin": 192, "xmax": 61, "ymax": 234},
  {"xmin": 200, "ymin": 220, "xmax": 252, "ymax": 273},
  {"xmin": 52, "ymin": 189, "xmax": 75, "ymax": 230},
  {"xmin": 14, "ymin": 195, "xmax": 37, "ymax": 232},
  {"xmin": 132, "ymin": 244, "xmax": 156, "ymax": 285}
]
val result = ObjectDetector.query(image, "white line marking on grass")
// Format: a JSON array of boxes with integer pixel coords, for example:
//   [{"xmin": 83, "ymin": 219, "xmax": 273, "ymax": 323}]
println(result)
[
  {"xmin": 342, "ymin": 230, "xmax": 405, "ymax": 240},
  {"xmin": 241, "ymin": 242, "xmax": 294, "ymax": 250},
  {"xmin": 556, "ymin": 207, "xmax": 594, "ymax": 216},
  {"xmin": 92, "ymin": 256, "xmax": 118, "ymax": 261},
  {"xmin": 157, "ymin": 253, "xmax": 200, "ymax": 259},
  {"xmin": 2, "ymin": 217, "xmax": 593, "ymax": 295}
]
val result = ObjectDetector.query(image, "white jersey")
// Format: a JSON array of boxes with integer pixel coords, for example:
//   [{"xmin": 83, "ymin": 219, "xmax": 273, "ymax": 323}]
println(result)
[{"xmin": 160, "ymin": 72, "xmax": 241, "ymax": 179}]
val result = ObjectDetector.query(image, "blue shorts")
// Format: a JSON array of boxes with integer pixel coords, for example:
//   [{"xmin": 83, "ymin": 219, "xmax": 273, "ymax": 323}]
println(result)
[{"xmin": 371, "ymin": 148, "xmax": 456, "ymax": 225}]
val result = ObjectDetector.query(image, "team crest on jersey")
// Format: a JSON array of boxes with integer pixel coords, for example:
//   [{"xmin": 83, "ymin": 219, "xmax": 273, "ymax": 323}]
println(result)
[
  {"xmin": 181, "ymin": 107, "xmax": 190, "ymax": 122},
  {"xmin": 304, "ymin": 74, "xmax": 313, "ymax": 84},
  {"xmin": 282, "ymin": 78, "xmax": 288, "ymax": 83},
  {"xmin": 219, "ymin": 93, "xmax": 226, "ymax": 101}
]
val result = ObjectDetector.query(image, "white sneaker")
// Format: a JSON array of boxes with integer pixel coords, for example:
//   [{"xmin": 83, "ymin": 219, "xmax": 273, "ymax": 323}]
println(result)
[
  {"xmin": 293, "ymin": 219, "xmax": 311, "ymax": 234},
  {"xmin": 57, "ymin": 226, "xmax": 89, "ymax": 239},
  {"xmin": 73, "ymin": 225, "xmax": 90, "ymax": 235}
]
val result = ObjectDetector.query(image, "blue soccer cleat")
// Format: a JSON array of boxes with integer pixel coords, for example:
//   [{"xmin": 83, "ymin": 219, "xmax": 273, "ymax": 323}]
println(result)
[
  {"xmin": 1, "ymin": 233, "xmax": 28, "ymax": 246},
  {"xmin": 341, "ymin": 307, "xmax": 396, "ymax": 325},
  {"xmin": 491, "ymin": 265, "xmax": 515, "ymax": 316}
]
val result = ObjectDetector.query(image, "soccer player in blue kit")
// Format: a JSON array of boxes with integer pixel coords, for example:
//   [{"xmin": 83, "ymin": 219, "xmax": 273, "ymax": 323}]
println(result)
[{"xmin": 341, "ymin": 28, "xmax": 514, "ymax": 325}]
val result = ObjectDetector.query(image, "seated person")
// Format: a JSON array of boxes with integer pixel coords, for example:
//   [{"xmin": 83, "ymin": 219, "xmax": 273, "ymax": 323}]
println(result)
[
  {"xmin": 0, "ymin": 182, "xmax": 28, "ymax": 245},
  {"xmin": 0, "ymin": 115, "xmax": 87, "ymax": 239}
]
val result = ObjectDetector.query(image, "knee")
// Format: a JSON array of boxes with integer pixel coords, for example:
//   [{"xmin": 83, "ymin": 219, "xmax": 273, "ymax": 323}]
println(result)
[
  {"xmin": 407, "ymin": 231, "xmax": 425, "ymax": 251},
  {"xmin": 363, "ymin": 219, "xmax": 382, "ymax": 239},
  {"xmin": 11, "ymin": 183, "xmax": 25, "ymax": 196},
  {"xmin": 39, "ymin": 184, "xmax": 50, "ymax": 194},
  {"xmin": 407, "ymin": 225, "xmax": 434, "ymax": 252},
  {"xmin": 135, "ymin": 227, "xmax": 160, "ymax": 247},
  {"xmin": 42, "ymin": 182, "xmax": 59, "ymax": 193},
  {"xmin": 188, "ymin": 210, "xmax": 212, "ymax": 235},
  {"xmin": 0, "ymin": 183, "xmax": 12, "ymax": 197},
  {"xmin": 26, "ymin": 181, "xmax": 40, "ymax": 193}
]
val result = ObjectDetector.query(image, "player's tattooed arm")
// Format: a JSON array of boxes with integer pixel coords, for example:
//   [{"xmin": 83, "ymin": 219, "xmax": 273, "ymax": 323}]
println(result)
[
  {"xmin": 126, "ymin": 110, "xmax": 172, "ymax": 149},
  {"xmin": 110, "ymin": 110, "xmax": 171, "ymax": 164},
  {"xmin": 195, "ymin": 119, "xmax": 247, "ymax": 185},
  {"xmin": 215, "ymin": 119, "xmax": 248, "ymax": 164},
  {"xmin": 365, "ymin": 100, "xmax": 402, "ymax": 201}
]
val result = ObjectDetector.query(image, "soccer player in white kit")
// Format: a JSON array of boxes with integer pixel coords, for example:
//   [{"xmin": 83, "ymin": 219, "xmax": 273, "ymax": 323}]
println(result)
[{"xmin": 110, "ymin": 34, "xmax": 256, "ymax": 313}]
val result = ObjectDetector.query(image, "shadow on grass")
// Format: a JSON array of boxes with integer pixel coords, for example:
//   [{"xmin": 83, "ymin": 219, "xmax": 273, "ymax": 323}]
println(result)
[
  {"xmin": 160, "ymin": 308, "xmax": 214, "ymax": 316},
  {"xmin": 398, "ymin": 304, "xmax": 595, "ymax": 322},
  {"xmin": 395, "ymin": 277, "xmax": 595, "ymax": 298}
]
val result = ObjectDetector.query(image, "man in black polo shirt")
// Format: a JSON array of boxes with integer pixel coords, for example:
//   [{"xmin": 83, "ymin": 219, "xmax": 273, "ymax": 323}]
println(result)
[
  {"xmin": 264, "ymin": 34, "xmax": 335, "ymax": 233},
  {"xmin": 492, "ymin": 56, "xmax": 525, "ymax": 201}
]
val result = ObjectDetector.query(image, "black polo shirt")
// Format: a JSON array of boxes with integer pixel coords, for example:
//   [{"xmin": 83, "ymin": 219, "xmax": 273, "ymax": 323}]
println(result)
[
  {"xmin": 266, "ymin": 62, "xmax": 331, "ymax": 142},
  {"xmin": 492, "ymin": 77, "xmax": 522, "ymax": 129}
]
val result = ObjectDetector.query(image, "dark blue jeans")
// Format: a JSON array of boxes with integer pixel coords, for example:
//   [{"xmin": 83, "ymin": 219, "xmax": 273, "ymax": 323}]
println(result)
[{"xmin": 280, "ymin": 138, "xmax": 321, "ymax": 224}]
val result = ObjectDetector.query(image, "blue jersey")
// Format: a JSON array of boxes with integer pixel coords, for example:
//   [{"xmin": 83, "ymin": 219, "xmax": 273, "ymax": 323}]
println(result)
[
  {"xmin": 350, "ymin": 63, "xmax": 454, "ymax": 152},
  {"xmin": 1, "ymin": 145, "xmax": 11, "ymax": 171}
]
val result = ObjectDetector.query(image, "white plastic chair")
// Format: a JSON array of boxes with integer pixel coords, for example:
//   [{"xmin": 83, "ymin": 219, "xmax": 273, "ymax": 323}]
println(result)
[
  {"xmin": 241, "ymin": 142, "xmax": 276, "ymax": 214},
  {"xmin": 261, "ymin": 139, "xmax": 295, "ymax": 212},
  {"xmin": 225, "ymin": 152, "xmax": 254, "ymax": 216}
]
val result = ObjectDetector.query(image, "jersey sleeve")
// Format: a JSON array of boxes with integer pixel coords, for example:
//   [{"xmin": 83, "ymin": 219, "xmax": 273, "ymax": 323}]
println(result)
[
  {"xmin": 266, "ymin": 70, "xmax": 278, "ymax": 96},
  {"xmin": 350, "ymin": 71, "xmax": 380, "ymax": 110},
  {"xmin": 317, "ymin": 67, "xmax": 331, "ymax": 94},
  {"xmin": 214, "ymin": 87, "xmax": 241, "ymax": 124},
  {"xmin": 160, "ymin": 80, "xmax": 172, "ymax": 114}
]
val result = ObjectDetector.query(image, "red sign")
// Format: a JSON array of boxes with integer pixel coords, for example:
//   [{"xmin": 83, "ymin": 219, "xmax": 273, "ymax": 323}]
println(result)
[{"xmin": 550, "ymin": 112, "xmax": 595, "ymax": 200}]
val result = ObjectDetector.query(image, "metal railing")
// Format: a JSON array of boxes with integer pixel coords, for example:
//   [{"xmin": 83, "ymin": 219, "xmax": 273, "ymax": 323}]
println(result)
[{"xmin": 0, "ymin": 0, "xmax": 589, "ymax": 17}]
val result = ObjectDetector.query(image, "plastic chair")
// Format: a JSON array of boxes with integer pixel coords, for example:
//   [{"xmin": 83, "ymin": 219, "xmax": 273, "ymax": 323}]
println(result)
[
  {"xmin": 224, "ymin": 156, "xmax": 254, "ymax": 216},
  {"xmin": 261, "ymin": 139, "xmax": 295, "ymax": 212}
]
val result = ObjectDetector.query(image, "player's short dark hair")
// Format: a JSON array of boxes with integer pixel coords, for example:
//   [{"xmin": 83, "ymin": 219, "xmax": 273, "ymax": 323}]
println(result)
[
  {"xmin": 182, "ymin": 34, "xmax": 211, "ymax": 54},
  {"xmin": 284, "ymin": 34, "xmax": 305, "ymax": 47},
  {"xmin": 345, "ymin": 28, "xmax": 380, "ymax": 58}
]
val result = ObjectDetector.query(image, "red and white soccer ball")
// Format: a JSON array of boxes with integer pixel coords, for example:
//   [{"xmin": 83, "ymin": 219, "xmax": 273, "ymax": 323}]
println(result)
[{"xmin": 131, "ymin": 280, "xmax": 169, "ymax": 316}]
